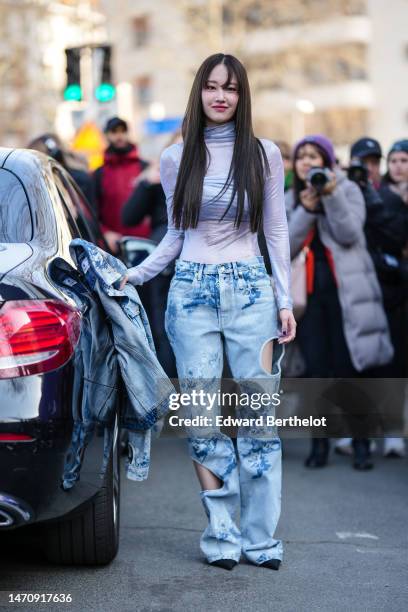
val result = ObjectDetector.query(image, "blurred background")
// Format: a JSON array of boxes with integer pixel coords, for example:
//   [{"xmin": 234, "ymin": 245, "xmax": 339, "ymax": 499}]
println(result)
[{"xmin": 1, "ymin": 0, "xmax": 407, "ymax": 166}]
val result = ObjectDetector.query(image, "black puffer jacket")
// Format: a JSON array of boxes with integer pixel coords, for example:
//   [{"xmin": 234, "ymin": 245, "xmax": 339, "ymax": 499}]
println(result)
[
  {"xmin": 375, "ymin": 181, "xmax": 408, "ymax": 307},
  {"xmin": 122, "ymin": 180, "xmax": 167, "ymax": 244}
]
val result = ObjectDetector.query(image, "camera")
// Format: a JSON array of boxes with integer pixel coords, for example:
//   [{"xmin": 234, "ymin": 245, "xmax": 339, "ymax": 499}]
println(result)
[
  {"xmin": 347, "ymin": 160, "xmax": 368, "ymax": 186},
  {"xmin": 306, "ymin": 167, "xmax": 332, "ymax": 193}
]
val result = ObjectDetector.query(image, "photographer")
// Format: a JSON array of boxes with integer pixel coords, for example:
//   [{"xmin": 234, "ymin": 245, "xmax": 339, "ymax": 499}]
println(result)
[
  {"xmin": 348, "ymin": 137, "xmax": 406, "ymax": 267},
  {"xmin": 342, "ymin": 139, "xmax": 407, "ymax": 457},
  {"xmin": 350, "ymin": 137, "xmax": 383, "ymax": 190},
  {"xmin": 372, "ymin": 140, "xmax": 408, "ymax": 457},
  {"xmin": 286, "ymin": 135, "xmax": 393, "ymax": 470},
  {"xmin": 28, "ymin": 133, "xmax": 95, "ymax": 207}
]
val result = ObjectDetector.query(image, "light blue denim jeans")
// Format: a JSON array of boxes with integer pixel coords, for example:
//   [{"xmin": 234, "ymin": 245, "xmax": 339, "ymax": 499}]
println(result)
[{"xmin": 165, "ymin": 256, "xmax": 285, "ymax": 565}]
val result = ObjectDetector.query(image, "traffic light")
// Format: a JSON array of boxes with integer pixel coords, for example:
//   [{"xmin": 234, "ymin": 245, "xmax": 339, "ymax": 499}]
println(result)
[
  {"xmin": 94, "ymin": 45, "xmax": 116, "ymax": 103},
  {"xmin": 63, "ymin": 48, "xmax": 82, "ymax": 101}
]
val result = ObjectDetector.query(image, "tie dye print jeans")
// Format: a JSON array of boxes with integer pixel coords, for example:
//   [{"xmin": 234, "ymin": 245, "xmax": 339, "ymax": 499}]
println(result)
[{"xmin": 165, "ymin": 256, "xmax": 285, "ymax": 565}]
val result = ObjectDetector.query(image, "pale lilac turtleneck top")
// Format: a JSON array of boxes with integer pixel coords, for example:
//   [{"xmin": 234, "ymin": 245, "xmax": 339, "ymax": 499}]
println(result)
[{"xmin": 127, "ymin": 121, "xmax": 292, "ymax": 310}]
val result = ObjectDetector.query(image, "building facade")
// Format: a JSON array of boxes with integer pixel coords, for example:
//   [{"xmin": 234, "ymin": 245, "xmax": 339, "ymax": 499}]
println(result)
[
  {"xmin": 0, "ymin": 0, "xmax": 106, "ymax": 147},
  {"xmin": 101, "ymin": 0, "xmax": 408, "ymax": 158},
  {"xmin": 1, "ymin": 1, "xmax": 406, "ymax": 155}
]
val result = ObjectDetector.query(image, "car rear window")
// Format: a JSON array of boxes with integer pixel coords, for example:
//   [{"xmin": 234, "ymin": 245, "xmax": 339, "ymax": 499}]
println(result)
[{"xmin": 0, "ymin": 169, "xmax": 33, "ymax": 242}]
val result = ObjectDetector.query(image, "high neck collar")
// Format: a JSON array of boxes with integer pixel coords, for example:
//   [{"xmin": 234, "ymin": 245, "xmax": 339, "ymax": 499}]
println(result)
[{"xmin": 204, "ymin": 120, "xmax": 236, "ymax": 142}]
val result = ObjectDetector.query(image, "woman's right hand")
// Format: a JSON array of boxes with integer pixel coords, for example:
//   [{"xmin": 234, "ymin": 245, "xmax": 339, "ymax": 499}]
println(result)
[
  {"xmin": 119, "ymin": 266, "xmax": 142, "ymax": 289},
  {"xmin": 300, "ymin": 187, "xmax": 319, "ymax": 211}
]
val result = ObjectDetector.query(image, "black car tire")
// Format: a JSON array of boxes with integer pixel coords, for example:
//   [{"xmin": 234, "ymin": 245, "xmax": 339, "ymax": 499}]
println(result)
[{"xmin": 43, "ymin": 423, "xmax": 120, "ymax": 566}]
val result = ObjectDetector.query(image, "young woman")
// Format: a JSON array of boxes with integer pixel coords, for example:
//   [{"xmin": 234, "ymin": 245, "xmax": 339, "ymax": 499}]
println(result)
[
  {"xmin": 377, "ymin": 140, "xmax": 408, "ymax": 457},
  {"xmin": 119, "ymin": 53, "xmax": 296, "ymax": 570},
  {"xmin": 286, "ymin": 135, "xmax": 394, "ymax": 469}
]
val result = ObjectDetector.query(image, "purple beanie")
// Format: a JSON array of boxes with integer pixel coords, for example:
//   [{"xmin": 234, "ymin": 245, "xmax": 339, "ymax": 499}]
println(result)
[{"xmin": 293, "ymin": 134, "xmax": 336, "ymax": 167}]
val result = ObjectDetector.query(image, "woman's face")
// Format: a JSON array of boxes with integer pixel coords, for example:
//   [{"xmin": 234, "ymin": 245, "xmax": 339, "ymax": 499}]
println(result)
[
  {"xmin": 201, "ymin": 63, "xmax": 239, "ymax": 127},
  {"xmin": 388, "ymin": 151, "xmax": 408, "ymax": 183},
  {"xmin": 295, "ymin": 144, "xmax": 325, "ymax": 181}
]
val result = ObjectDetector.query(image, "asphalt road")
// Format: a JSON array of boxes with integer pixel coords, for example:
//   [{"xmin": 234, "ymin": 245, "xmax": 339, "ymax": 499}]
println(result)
[{"xmin": 1, "ymin": 438, "xmax": 407, "ymax": 612}]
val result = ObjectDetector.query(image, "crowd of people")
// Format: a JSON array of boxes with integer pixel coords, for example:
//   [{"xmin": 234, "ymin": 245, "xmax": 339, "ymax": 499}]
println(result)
[
  {"xmin": 28, "ymin": 117, "xmax": 408, "ymax": 469},
  {"xmin": 280, "ymin": 135, "xmax": 408, "ymax": 469}
]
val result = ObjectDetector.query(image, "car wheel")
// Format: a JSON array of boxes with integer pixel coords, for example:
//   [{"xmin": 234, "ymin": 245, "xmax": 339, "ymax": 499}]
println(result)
[{"xmin": 43, "ymin": 419, "xmax": 120, "ymax": 566}]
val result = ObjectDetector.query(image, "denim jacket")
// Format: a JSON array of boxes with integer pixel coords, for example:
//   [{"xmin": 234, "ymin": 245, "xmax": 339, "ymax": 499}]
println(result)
[{"xmin": 48, "ymin": 239, "xmax": 174, "ymax": 481}]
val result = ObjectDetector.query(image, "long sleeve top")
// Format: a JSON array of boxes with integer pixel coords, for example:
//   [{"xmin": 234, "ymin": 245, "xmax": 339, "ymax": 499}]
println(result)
[{"xmin": 126, "ymin": 121, "xmax": 292, "ymax": 310}]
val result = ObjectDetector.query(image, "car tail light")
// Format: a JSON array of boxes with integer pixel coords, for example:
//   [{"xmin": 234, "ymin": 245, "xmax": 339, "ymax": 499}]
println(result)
[
  {"xmin": 0, "ymin": 300, "xmax": 81, "ymax": 379},
  {"xmin": 0, "ymin": 433, "xmax": 34, "ymax": 442}
]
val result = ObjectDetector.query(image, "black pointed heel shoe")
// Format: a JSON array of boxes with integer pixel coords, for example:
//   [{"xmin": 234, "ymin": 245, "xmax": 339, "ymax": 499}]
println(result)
[
  {"xmin": 304, "ymin": 438, "xmax": 329, "ymax": 468},
  {"xmin": 352, "ymin": 438, "xmax": 373, "ymax": 471},
  {"xmin": 260, "ymin": 559, "xmax": 281, "ymax": 570},
  {"xmin": 209, "ymin": 559, "xmax": 238, "ymax": 571}
]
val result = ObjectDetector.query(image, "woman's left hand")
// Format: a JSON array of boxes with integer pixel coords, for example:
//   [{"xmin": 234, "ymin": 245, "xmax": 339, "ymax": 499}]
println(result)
[
  {"xmin": 118, "ymin": 274, "xmax": 129, "ymax": 290},
  {"xmin": 278, "ymin": 309, "xmax": 297, "ymax": 344},
  {"xmin": 321, "ymin": 170, "xmax": 337, "ymax": 195}
]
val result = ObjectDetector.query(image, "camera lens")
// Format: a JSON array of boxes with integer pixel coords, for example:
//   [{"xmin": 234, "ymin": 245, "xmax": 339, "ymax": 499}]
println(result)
[
  {"xmin": 347, "ymin": 161, "xmax": 368, "ymax": 185},
  {"xmin": 307, "ymin": 168, "xmax": 329, "ymax": 192}
]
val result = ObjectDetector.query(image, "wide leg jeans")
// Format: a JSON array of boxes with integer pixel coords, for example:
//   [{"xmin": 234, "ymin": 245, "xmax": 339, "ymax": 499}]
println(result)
[{"xmin": 165, "ymin": 256, "xmax": 285, "ymax": 564}]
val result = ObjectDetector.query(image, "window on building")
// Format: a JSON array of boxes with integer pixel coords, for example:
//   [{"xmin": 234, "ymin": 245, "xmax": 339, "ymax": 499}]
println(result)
[
  {"xmin": 132, "ymin": 16, "xmax": 150, "ymax": 48},
  {"xmin": 223, "ymin": 0, "xmax": 367, "ymax": 31},
  {"xmin": 304, "ymin": 108, "xmax": 369, "ymax": 143},
  {"xmin": 246, "ymin": 43, "xmax": 368, "ymax": 91},
  {"xmin": 135, "ymin": 76, "xmax": 152, "ymax": 106}
]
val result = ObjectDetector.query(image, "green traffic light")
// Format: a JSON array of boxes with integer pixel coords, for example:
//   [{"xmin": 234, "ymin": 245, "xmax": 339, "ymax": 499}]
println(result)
[
  {"xmin": 63, "ymin": 83, "xmax": 82, "ymax": 101},
  {"xmin": 95, "ymin": 82, "xmax": 116, "ymax": 102}
]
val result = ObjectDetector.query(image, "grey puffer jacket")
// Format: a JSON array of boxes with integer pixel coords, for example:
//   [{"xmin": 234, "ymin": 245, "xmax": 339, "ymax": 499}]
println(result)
[{"xmin": 285, "ymin": 169, "xmax": 393, "ymax": 372}]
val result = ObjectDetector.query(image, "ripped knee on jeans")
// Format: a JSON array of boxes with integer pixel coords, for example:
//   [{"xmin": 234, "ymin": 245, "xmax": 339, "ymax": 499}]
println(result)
[
  {"xmin": 259, "ymin": 338, "xmax": 285, "ymax": 377},
  {"xmin": 193, "ymin": 461, "xmax": 223, "ymax": 491},
  {"xmin": 260, "ymin": 339, "xmax": 274, "ymax": 374}
]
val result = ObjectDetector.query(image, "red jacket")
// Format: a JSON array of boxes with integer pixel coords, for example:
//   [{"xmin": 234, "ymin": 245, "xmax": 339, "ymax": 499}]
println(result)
[
  {"xmin": 303, "ymin": 227, "xmax": 338, "ymax": 293},
  {"xmin": 94, "ymin": 144, "xmax": 151, "ymax": 238}
]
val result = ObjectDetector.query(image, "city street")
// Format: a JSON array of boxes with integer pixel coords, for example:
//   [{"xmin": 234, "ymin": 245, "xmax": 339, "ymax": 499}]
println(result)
[
  {"xmin": 1, "ymin": 438, "xmax": 407, "ymax": 612},
  {"xmin": 1, "ymin": 2, "xmax": 408, "ymax": 612}
]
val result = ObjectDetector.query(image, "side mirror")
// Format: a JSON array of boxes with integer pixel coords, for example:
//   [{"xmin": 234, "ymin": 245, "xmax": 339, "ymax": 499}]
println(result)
[{"xmin": 118, "ymin": 237, "xmax": 156, "ymax": 268}]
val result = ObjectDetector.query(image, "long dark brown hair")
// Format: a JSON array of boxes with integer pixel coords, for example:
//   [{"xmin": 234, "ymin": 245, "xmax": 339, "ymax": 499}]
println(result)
[{"xmin": 172, "ymin": 53, "xmax": 270, "ymax": 232}]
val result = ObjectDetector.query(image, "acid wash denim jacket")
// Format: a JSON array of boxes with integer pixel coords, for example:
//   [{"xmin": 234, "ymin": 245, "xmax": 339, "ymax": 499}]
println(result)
[{"xmin": 48, "ymin": 238, "xmax": 175, "ymax": 482}]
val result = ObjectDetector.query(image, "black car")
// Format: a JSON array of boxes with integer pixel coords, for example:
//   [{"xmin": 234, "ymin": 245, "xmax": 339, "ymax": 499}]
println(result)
[{"xmin": 0, "ymin": 147, "xmax": 121, "ymax": 565}]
